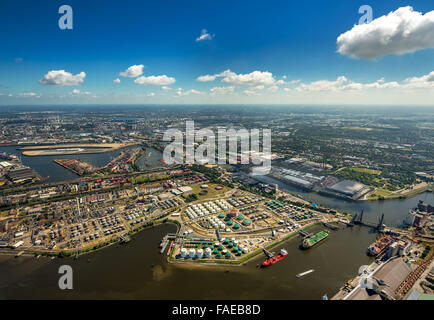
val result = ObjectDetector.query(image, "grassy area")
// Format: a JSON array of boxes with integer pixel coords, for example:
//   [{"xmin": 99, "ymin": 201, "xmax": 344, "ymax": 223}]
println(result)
[
  {"xmin": 351, "ymin": 167, "xmax": 381, "ymax": 175},
  {"xmin": 189, "ymin": 183, "xmax": 230, "ymax": 200},
  {"xmin": 368, "ymin": 182, "xmax": 433, "ymax": 200}
]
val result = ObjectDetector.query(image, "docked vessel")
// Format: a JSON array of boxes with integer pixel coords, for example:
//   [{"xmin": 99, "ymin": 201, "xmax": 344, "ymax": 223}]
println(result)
[
  {"xmin": 296, "ymin": 269, "xmax": 314, "ymax": 278},
  {"xmin": 302, "ymin": 230, "xmax": 329, "ymax": 249},
  {"xmin": 367, "ymin": 235, "xmax": 392, "ymax": 256},
  {"xmin": 167, "ymin": 241, "xmax": 174, "ymax": 256},
  {"xmin": 261, "ymin": 248, "xmax": 288, "ymax": 267}
]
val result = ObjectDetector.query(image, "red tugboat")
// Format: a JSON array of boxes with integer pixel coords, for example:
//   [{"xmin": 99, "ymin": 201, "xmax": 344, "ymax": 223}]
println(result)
[{"xmin": 261, "ymin": 248, "xmax": 288, "ymax": 267}]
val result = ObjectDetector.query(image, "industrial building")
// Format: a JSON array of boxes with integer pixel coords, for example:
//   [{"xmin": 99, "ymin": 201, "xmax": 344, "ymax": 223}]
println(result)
[{"xmin": 326, "ymin": 180, "xmax": 370, "ymax": 199}]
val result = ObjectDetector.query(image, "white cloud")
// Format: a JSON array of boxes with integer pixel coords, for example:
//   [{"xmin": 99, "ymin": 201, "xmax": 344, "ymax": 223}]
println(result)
[
  {"xmin": 20, "ymin": 92, "xmax": 41, "ymax": 98},
  {"xmin": 39, "ymin": 70, "xmax": 86, "ymax": 86},
  {"xmin": 198, "ymin": 69, "xmax": 276, "ymax": 86},
  {"xmin": 222, "ymin": 70, "xmax": 276, "ymax": 85},
  {"xmin": 196, "ymin": 29, "xmax": 214, "ymax": 42},
  {"xmin": 113, "ymin": 78, "xmax": 121, "ymax": 84},
  {"xmin": 197, "ymin": 74, "xmax": 218, "ymax": 82},
  {"xmin": 176, "ymin": 89, "xmax": 203, "ymax": 96},
  {"xmin": 209, "ymin": 86, "xmax": 235, "ymax": 95},
  {"xmin": 294, "ymin": 72, "xmax": 434, "ymax": 92},
  {"xmin": 337, "ymin": 6, "xmax": 434, "ymax": 59},
  {"xmin": 71, "ymin": 89, "xmax": 92, "ymax": 96},
  {"xmin": 197, "ymin": 70, "xmax": 234, "ymax": 82},
  {"xmin": 134, "ymin": 75, "xmax": 176, "ymax": 86},
  {"xmin": 403, "ymin": 71, "xmax": 434, "ymax": 89},
  {"xmin": 119, "ymin": 64, "xmax": 144, "ymax": 78},
  {"xmin": 296, "ymin": 76, "xmax": 349, "ymax": 92},
  {"xmin": 268, "ymin": 85, "xmax": 279, "ymax": 93},
  {"xmin": 147, "ymin": 92, "xmax": 155, "ymax": 97},
  {"xmin": 161, "ymin": 86, "xmax": 171, "ymax": 91},
  {"xmin": 243, "ymin": 89, "xmax": 259, "ymax": 96}
]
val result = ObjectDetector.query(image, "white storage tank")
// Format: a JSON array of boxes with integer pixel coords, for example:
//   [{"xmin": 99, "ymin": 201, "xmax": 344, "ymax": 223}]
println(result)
[
  {"xmin": 197, "ymin": 249, "xmax": 204, "ymax": 258},
  {"xmin": 205, "ymin": 248, "xmax": 212, "ymax": 257},
  {"xmin": 189, "ymin": 248, "xmax": 196, "ymax": 258},
  {"xmin": 180, "ymin": 248, "xmax": 187, "ymax": 258}
]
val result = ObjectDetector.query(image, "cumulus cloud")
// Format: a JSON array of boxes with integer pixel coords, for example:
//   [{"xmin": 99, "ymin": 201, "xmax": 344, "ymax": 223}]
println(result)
[
  {"xmin": 197, "ymin": 69, "xmax": 276, "ymax": 86},
  {"xmin": 196, "ymin": 29, "xmax": 214, "ymax": 42},
  {"xmin": 71, "ymin": 89, "xmax": 92, "ymax": 96},
  {"xmin": 176, "ymin": 89, "xmax": 203, "ymax": 96},
  {"xmin": 296, "ymin": 76, "xmax": 349, "ymax": 92},
  {"xmin": 268, "ymin": 85, "xmax": 279, "ymax": 93},
  {"xmin": 209, "ymin": 86, "xmax": 235, "ymax": 95},
  {"xmin": 222, "ymin": 71, "xmax": 276, "ymax": 85},
  {"xmin": 113, "ymin": 78, "xmax": 121, "ymax": 84},
  {"xmin": 119, "ymin": 64, "xmax": 144, "ymax": 77},
  {"xmin": 39, "ymin": 70, "xmax": 86, "ymax": 86},
  {"xmin": 147, "ymin": 92, "xmax": 155, "ymax": 97},
  {"xmin": 197, "ymin": 70, "xmax": 234, "ymax": 82},
  {"xmin": 337, "ymin": 6, "xmax": 434, "ymax": 59},
  {"xmin": 403, "ymin": 71, "xmax": 434, "ymax": 89},
  {"xmin": 20, "ymin": 92, "xmax": 41, "ymax": 98},
  {"xmin": 134, "ymin": 75, "xmax": 176, "ymax": 86},
  {"xmin": 294, "ymin": 72, "xmax": 434, "ymax": 92},
  {"xmin": 243, "ymin": 89, "xmax": 259, "ymax": 96}
]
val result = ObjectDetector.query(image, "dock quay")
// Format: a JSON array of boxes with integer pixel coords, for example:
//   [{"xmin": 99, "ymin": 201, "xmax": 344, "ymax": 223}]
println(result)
[
  {"xmin": 160, "ymin": 239, "xmax": 169, "ymax": 254},
  {"xmin": 322, "ymin": 222, "xmax": 339, "ymax": 231},
  {"xmin": 299, "ymin": 230, "xmax": 313, "ymax": 238},
  {"xmin": 15, "ymin": 251, "xmax": 25, "ymax": 258}
]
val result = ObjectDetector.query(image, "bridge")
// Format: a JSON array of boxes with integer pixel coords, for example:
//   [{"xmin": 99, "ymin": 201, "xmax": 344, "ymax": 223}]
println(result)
[
  {"xmin": 299, "ymin": 230, "xmax": 313, "ymax": 238},
  {"xmin": 349, "ymin": 210, "xmax": 386, "ymax": 232}
]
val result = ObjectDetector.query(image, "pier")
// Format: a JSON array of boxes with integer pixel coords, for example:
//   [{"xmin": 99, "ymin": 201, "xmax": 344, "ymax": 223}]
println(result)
[{"xmin": 299, "ymin": 230, "xmax": 312, "ymax": 238}]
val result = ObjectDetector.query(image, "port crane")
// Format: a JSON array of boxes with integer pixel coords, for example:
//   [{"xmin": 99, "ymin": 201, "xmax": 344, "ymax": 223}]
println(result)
[{"xmin": 262, "ymin": 248, "xmax": 275, "ymax": 259}]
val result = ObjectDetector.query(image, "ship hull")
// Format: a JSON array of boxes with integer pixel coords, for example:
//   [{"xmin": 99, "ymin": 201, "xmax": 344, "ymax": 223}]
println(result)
[
  {"xmin": 302, "ymin": 236, "xmax": 328, "ymax": 249},
  {"xmin": 302, "ymin": 231, "xmax": 329, "ymax": 249},
  {"xmin": 261, "ymin": 252, "xmax": 288, "ymax": 267}
]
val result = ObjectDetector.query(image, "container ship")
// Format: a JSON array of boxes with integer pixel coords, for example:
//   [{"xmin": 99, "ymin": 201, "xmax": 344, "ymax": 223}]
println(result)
[
  {"xmin": 367, "ymin": 235, "xmax": 392, "ymax": 256},
  {"xmin": 261, "ymin": 248, "xmax": 288, "ymax": 267},
  {"xmin": 302, "ymin": 230, "xmax": 329, "ymax": 249}
]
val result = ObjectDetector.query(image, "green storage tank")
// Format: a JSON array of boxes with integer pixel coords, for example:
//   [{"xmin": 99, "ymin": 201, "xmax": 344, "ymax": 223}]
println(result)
[{"xmin": 243, "ymin": 219, "xmax": 252, "ymax": 226}]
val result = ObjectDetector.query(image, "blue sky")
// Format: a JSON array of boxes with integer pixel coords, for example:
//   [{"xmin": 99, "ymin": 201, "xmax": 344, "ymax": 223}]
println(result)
[{"xmin": 0, "ymin": 0, "xmax": 434, "ymax": 105}]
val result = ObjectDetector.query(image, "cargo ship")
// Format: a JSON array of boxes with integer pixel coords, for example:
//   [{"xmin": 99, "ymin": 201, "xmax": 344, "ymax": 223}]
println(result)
[
  {"xmin": 261, "ymin": 248, "xmax": 288, "ymax": 267},
  {"xmin": 367, "ymin": 235, "xmax": 392, "ymax": 256},
  {"xmin": 167, "ymin": 241, "xmax": 174, "ymax": 256},
  {"xmin": 302, "ymin": 230, "xmax": 329, "ymax": 249}
]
